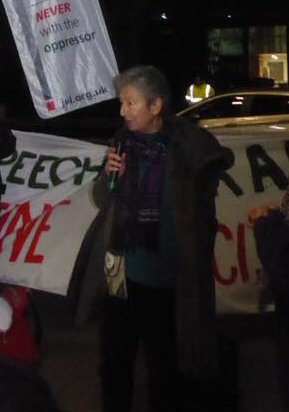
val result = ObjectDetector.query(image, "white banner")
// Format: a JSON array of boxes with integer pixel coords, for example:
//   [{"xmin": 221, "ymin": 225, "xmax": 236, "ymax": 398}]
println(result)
[
  {"xmin": 2, "ymin": 0, "xmax": 119, "ymax": 118},
  {"xmin": 0, "ymin": 130, "xmax": 107, "ymax": 295},
  {"xmin": 214, "ymin": 126, "xmax": 289, "ymax": 314},
  {"xmin": 1, "ymin": 128, "xmax": 288, "ymax": 313}
]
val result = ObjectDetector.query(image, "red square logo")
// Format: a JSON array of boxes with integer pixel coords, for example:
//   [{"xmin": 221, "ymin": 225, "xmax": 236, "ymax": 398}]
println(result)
[{"xmin": 47, "ymin": 100, "xmax": 56, "ymax": 111}]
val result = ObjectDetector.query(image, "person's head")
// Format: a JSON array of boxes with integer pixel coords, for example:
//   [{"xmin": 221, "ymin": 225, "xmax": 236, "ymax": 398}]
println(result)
[
  {"xmin": 0, "ymin": 126, "xmax": 16, "ymax": 160},
  {"xmin": 194, "ymin": 74, "xmax": 205, "ymax": 86},
  {"xmin": 113, "ymin": 65, "xmax": 171, "ymax": 134},
  {"xmin": 0, "ymin": 126, "xmax": 16, "ymax": 203}
]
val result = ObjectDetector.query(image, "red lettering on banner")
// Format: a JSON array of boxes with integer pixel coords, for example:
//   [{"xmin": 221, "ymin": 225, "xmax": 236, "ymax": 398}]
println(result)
[
  {"xmin": 0, "ymin": 203, "xmax": 12, "ymax": 239},
  {"xmin": 9, "ymin": 209, "xmax": 39, "ymax": 262},
  {"xmin": 36, "ymin": 3, "xmax": 71, "ymax": 22},
  {"xmin": 214, "ymin": 224, "xmax": 238, "ymax": 285},
  {"xmin": 24, "ymin": 204, "xmax": 53, "ymax": 263},
  {"xmin": 0, "ymin": 202, "xmax": 33, "ymax": 254},
  {"xmin": 214, "ymin": 222, "xmax": 260, "ymax": 285},
  {"xmin": 0, "ymin": 200, "xmax": 71, "ymax": 263}
]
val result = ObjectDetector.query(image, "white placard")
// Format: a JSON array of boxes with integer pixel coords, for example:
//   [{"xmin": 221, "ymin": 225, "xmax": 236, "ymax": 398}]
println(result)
[{"xmin": 2, "ymin": 0, "xmax": 119, "ymax": 118}]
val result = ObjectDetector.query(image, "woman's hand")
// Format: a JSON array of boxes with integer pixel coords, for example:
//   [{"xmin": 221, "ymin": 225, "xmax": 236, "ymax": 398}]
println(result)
[
  {"xmin": 104, "ymin": 147, "xmax": 126, "ymax": 177},
  {"xmin": 247, "ymin": 204, "xmax": 280, "ymax": 228}
]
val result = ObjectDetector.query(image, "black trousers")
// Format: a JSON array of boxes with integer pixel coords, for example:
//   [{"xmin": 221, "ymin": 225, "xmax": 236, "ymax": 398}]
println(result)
[
  {"xmin": 99, "ymin": 280, "xmax": 240, "ymax": 412},
  {"xmin": 99, "ymin": 279, "xmax": 178, "ymax": 412},
  {"xmin": 271, "ymin": 290, "xmax": 289, "ymax": 412}
]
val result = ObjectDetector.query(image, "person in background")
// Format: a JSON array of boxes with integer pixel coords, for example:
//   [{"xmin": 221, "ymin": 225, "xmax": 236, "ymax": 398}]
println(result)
[
  {"xmin": 185, "ymin": 73, "xmax": 215, "ymax": 105},
  {"xmin": 0, "ymin": 284, "xmax": 40, "ymax": 366},
  {"xmin": 248, "ymin": 191, "xmax": 289, "ymax": 412},
  {"xmin": 90, "ymin": 65, "xmax": 232, "ymax": 412},
  {"xmin": 0, "ymin": 125, "xmax": 16, "ymax": 160}
]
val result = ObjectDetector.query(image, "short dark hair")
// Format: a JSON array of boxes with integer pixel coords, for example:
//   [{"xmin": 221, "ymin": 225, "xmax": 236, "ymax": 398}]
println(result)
[
  {"xmin": 113, "ymin": 65, "xmax": 171, "ymax": 116},
  {"xmin": 0, "ymin": 127, "xmax": 16, "ymax": 160}
]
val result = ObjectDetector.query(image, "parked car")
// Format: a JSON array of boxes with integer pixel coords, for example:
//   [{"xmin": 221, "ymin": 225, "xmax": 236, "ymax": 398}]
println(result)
[{"xmin": 178, "ymin": 88, "xmax": 289, "ymax": 129}]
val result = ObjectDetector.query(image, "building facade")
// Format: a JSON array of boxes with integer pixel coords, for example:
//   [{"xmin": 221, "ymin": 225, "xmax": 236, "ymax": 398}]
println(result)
[{"xmin": 207, "ymin": 23, "xmax": 288, "ymax": 91}]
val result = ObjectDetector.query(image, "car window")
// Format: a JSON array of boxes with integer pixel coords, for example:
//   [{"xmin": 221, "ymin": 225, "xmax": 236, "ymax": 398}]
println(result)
[
  {"xmin": 187, "ymin": 95, "xmax": 249, "ymax": 119},
  {"xmin": 249, "ymin": 95, "xmax": 289, "ymax": 116}
]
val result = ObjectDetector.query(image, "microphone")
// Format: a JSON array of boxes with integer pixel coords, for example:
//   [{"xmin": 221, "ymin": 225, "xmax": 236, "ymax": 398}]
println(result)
[{"xmin": 108, "ymin": 140, "xmax": 124, "ymax": 191}]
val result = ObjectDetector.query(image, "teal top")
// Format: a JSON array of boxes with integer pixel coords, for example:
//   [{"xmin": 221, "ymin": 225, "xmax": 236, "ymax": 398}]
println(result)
[{"xmin": 125, "ymin": 248, "xmax": 175, "ymax": 288}]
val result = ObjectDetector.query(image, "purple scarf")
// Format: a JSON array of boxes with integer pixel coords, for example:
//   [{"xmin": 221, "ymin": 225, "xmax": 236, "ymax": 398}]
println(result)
[{"xmin": 110, "ymin": 132, "xmax": 168, "ymax": 252}]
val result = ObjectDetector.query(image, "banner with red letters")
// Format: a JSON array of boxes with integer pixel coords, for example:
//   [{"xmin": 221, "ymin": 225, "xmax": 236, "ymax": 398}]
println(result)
[
  {"xmin": 214, "ymin": 126, "xmax": 289, "ymax": 314},
  {"xmin": 0, "ymin": 130, "xmax": 106, "ymax": 295},
  {"xmin": 2, "ymin": 0, "xmax": 118, "ymax": 118},
  {"xmin": 1, "ymin": 128, "xmax": 289, "ymax": 312}
]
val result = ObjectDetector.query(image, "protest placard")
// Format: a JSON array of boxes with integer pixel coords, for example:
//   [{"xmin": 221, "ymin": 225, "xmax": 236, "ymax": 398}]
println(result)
[{"xmin": 2, "ymin": 0, "xmax": 119, "ymax": 118}]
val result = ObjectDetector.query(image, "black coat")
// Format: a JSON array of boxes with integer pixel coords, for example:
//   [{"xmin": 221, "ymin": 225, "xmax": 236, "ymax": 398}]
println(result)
[
  {"xmin": 72, "ymin": 116, "xmax": 233, "ymax": 379},
  {"xmin": 163, "ymin": 117, "xmax": 233, "ymax": 377}
]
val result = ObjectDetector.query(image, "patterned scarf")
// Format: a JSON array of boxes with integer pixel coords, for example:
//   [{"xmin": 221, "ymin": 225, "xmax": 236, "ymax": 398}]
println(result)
[{"xmin": 109, "ymin": 132, "xmax": 169, "ymax": 252}]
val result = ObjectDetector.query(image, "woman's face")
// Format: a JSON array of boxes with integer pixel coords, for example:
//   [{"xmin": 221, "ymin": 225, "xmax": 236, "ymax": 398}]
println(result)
[{"xmin": 119, "ymin": 85, "xmax": 163, "ymax": 134}]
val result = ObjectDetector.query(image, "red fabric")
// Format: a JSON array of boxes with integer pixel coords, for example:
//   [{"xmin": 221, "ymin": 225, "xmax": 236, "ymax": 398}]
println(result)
[{"xmin": 0, "ymin": 286, "xmax": 40, "ymax": 365}]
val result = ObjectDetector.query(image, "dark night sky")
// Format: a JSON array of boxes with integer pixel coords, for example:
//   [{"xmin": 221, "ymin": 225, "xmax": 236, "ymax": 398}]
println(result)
[{"xmin": 0, "ymin": 0, "xmax": 288, "ymax": 133}]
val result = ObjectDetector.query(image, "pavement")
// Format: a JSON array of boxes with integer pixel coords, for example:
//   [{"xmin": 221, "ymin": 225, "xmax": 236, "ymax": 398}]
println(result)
[{"xmin": 32, "ymin": 291, "xmax": 284, "ymax": 412}]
